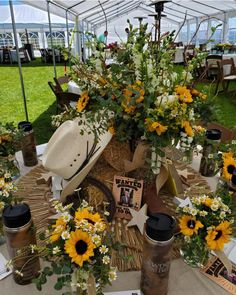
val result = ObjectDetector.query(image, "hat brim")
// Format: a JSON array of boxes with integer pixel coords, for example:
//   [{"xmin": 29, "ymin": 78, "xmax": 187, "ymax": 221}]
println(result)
[{"xmin": 60, "ymin": 130, "xmax": 112, "ymax": 202}]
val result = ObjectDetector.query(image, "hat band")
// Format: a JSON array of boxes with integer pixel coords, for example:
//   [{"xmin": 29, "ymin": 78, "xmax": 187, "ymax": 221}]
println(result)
[{"xmin": 65, "ymin": 140, "xmax": 101, "ymax": 182}]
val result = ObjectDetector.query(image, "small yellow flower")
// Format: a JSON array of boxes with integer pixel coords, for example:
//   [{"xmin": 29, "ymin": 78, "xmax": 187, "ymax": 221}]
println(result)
[
  {"xmin": 182, "ymin": 121, "xmax": 194, "ymax": 137},
  {"xmin": 50, "ymin": 217, "xmax": 67, "ymax": 242},
  {"xmin": 206, "ymin": 221, "xmax": 232, "ymax": 250},
  {"xmin": 77, "ymin": 91, "xmax": 89, "ymax": 112},
  {"xmin": 175, "ymin": 85, "xmax": 193, "ymax": 103},
  {"xmin": 75, "ymin": 208, "xmax": 103, "ymax": 226},
  {"xmin": 145, "ymin": 119, "xmax": 167, "ymax": 136},
  {"xmin": 179, "ymin": 215, "xmax": 204, "ymax": 236},
  {"xmin": 108, "ymin": 126, "xmax": 115, "ymax": 135}
]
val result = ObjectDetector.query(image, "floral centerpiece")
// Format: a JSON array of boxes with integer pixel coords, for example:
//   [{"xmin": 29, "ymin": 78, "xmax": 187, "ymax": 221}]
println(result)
[
  {"xmin": 0, "ymin": 122, "xmax": 22, "ymax": 178},
  {"xmin": 177, "ymin": 191, "xmax": 236, "ymax": 268},
  {"xmin": 0, "ymin": 170, "xmax": 18, "ymax": 243},
  {"xmin": 30, "ymin": 200, "xmax": 117, "ymax": 294},
  {"xmin": 54, "ymin": 22, "xmax": 214, "ymax": 173},
  {"xmin": 216, "ymin": 150, "xmax": 236, "ymax": 193}
]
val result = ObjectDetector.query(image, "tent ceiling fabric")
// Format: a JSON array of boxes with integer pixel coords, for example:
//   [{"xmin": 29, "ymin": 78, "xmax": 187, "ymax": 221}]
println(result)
[{"xmin": 20, "ymin": 0, "xmax": 236, "ymax": 25}]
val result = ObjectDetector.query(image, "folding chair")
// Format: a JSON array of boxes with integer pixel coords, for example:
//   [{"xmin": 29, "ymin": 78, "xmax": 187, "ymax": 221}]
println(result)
[
  {"xmin": 216, "ymin": 58, "xmax": 236, "ymax": 94},
  {"xmin": 48, "ymin": 81, "xmax": 79, "ymax": 114}
]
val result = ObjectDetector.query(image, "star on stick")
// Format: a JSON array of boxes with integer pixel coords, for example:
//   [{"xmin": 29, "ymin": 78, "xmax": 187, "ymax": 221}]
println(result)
[{"xmin": 126, "ymin": 204, "xmax": 148, "ymax": 234}]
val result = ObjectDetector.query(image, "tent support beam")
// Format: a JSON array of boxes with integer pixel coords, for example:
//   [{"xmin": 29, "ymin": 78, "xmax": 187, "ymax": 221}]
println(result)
[
  {"xmin": 9, "ymin": 0, "xmax": 29, "ymax": 122},
  {"xmin": 192, "ymin": 0, "xmax": 225, "ymax": 13},
  {"xmin": 91, "ymin": 1, "xmax": 141, "ymax": 23},
  {"xmin": 172, "ymin": 2, "xmax": 209, "ymax": 17},
  {"xmin": 78, "ymin": 0, "xmax": 110, "ymax": 17},
  {"xmin": 83, "ymin": 0, "xmax": 125, "ymax": 21},
  {"xmin": 47, "ymin": 0, "xmax": 57, "ymax": 78},
  {"xmin": 94, "ymin": 5, "xmax": 140, "ymax": 27}
]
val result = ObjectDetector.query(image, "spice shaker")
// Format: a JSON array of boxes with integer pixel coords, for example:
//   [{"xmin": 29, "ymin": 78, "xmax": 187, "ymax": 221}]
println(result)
[
  {"xmin": 3, "ymin": 203, "xmax": 40, "ymax": 284},
  {"xmin": 199, "ymin": 129, "xmax": 221, "ymax": 177},
  {"xmin": 141, "ymin": 213, "xmax": 176, "ymax": 295},
  {"xmin": 18, "ymin": 121, "xmax": 38, "ymax": 166}
]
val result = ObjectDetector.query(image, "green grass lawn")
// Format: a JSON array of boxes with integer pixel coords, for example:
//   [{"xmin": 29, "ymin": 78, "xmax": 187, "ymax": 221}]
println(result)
[
  {"xmin": 0, "ymin": 58, "xmax": 65, "ymax": 144},
  {"xmin": 0, "ymin": 59, "xmax": 236, "ymax": 144}
]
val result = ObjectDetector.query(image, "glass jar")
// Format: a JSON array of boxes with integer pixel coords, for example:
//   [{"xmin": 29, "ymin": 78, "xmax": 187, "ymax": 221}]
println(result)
[
  {"xmin": 180, "ymin": 238, "xmax": 210, "ymax": 268},
  {"xmin": 141, "ymin": 213, "xmax": 176, "ymax": 295},
  {"xmin": 3, "ymin": 203, "xmax": 40, "ymax": 284},
  {"xmin": 199, "ymin": 129, "xmax": 221, "ymax": 177}
]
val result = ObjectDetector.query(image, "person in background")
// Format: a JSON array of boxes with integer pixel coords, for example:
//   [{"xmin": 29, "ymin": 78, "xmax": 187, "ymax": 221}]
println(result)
[{"xmin": 98, "ymin": 30, "xmax": 108, "ymax": 46}]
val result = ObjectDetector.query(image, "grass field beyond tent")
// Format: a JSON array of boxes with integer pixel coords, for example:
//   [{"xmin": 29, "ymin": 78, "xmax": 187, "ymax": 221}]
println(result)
[{"xmin": 0, "ymin": 59, "xmax": 236, "ymax": 144}]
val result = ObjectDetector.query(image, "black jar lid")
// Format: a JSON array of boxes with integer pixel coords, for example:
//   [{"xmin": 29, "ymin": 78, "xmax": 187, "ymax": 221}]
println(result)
[
  {"xmin": 205, "ymin": 129, "xmax": 221, "ymax": 140},
  {"xmin": 3, "ymin": 203, "xmax": 31, "ymax": 228},
  {"xmin": 146, "ymin": 213, "xmax": 176, "ymax": 242},
  {"xmin": 18, "ymin": 121, "xmax": 33, "ymax": 132}
]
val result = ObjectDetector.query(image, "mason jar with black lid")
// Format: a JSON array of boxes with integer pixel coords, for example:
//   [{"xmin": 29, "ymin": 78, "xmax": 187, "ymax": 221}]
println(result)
[
  {"xmin": 199, "ymin": 128, "xmax": 221, "ymax": 177},
  {"xmin": 141, "ymin": 213, "xmax": 176, "ymax": 295},
  {"xmin": 3, "ymin": 203, "xmax": 40, "ymax": 284},
  {"xmin": 18, "ymin": 121, "xmax": 38, "ymax": 166}
]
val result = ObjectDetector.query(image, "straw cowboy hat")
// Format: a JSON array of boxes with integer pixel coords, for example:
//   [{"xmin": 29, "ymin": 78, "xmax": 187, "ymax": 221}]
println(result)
[{"xmin": 42, "ymin": 119, "xmax": 112, "ymax": 202}]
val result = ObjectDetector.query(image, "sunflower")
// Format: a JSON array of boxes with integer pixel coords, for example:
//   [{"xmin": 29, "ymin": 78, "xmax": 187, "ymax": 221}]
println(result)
[
  {"xmin": 222, "ymin": 156, "xmax": 236, "ymax": 181},
  {"xmin": 175, "ymin": 86, "xmax": 193, "ymax": 103},
  {"xmin": 65, "ymin": 230, "xmax": 95, "ymax": 266},
  {"xmin": 75, "ymin": 208, "xmax": 104, "ymax": 226},
  {"xmin": 179, "ymin": 215, "xmax": 204, "ymax": 236},
  {"xmin": 206, "ymin": 221, "xmax": 232, "ymax": 250},
  {"xmin": 77, "ymin": 91, "xmax": 89, "ymax": 112},
  {"xmin": 182, "ymin": 121, "xmax": 194, "ymax": 137},
  {"xmin": 50, "ymin": 217, "xmax": 67, "ymax": 242},
  {"xmin": 202, "ymin": 197, "xmax": 213, "ymax": 207}
]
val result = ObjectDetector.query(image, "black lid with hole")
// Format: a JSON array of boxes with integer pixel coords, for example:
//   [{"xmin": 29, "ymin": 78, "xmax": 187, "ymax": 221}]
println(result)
[
  {"xmin": 18, "ymin": 121, "xmax": 33, "ymax": 132},
  {"xmin": 3, "ymin": 203, "xmax": 31, "ymax": 228},
  {"xmin": 205, "ymin": 129, "xmax": 221, "ymax": 140},
  {"xmin": 146, "ymin": 213, "xmax": 176, "ymax": 242}
]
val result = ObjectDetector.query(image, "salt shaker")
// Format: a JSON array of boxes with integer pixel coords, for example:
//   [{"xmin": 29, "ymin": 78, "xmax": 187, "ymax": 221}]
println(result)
[
  {"xmin": 199, "ymin": 129, "xmax": 221, "ymax": 177},
  {"xmin": 141, "ymin": 213, "xmax": 176, "ymax": 295},
  {"xmin": 3, "ymin": 203, "xmax": 40, "ymax": 284},
  {"xmin": 18, "ymin": 121, "xmax": 38, "ymax": 166}
]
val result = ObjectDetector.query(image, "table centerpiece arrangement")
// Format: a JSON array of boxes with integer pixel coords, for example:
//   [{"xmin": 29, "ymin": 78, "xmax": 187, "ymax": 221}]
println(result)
[
  {"xmin": 52, "ymin": 21, "xmax": 214, "ymax": 176},
  {"xmin": 11, "ymin": 199, "xmax": 118, "ymax": 295},
  {"xmin": 177, "ymin": 190, "xmax": 236, "ymax": 268},
  {"xmin": 0, "ymin": 122, "xmax": 22, "ymax": 179}
]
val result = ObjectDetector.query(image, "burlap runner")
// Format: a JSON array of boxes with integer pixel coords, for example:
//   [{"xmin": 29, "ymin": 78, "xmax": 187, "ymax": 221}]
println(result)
[{"xmin": 15, "ymin": 153, "xmax": 211, "ymax": 271}]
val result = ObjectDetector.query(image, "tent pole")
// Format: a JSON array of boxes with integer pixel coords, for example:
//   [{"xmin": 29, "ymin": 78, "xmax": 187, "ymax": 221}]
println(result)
[
  {"xmin": 65, "ymin": 10, "xmax": 71, "ymax": 69},
  {"xmin": 47, "ymin": 0, "xmax": 57, "ymax": 78},
  {"xmin": 9, "ymin": 0, "xmax": 29, "ymax": 122}
]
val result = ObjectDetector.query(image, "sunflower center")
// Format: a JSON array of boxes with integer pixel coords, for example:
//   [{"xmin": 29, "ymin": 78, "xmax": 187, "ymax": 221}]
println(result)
[
  {"xmin": 227, "ymin": 165, "xmax": 235, "ymax": 174},
  {"xmin": 75, "ymin": 240, "xmax": 88, "ymax": 255},
  {"xmin": 85, "ymin": 218, "xmax": 95, "ymax": 225},
  {"xmin": 187, "ymin": 220, "xmax": 196, "ymax": 229},
  {"xmin": 214, "ymin": 230, "xmax": 222, "ymax": 241}
]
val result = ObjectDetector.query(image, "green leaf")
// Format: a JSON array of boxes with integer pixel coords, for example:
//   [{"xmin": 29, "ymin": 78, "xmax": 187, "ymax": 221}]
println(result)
[
  {"xmin": 62, "ymin": 293, "xmax": 72, "ymax": 295},
  {"xmin": 54, "ymin": 281, "xmax": 63, "ymax": 290},
  {"xmin": 43, "ymin": 266, "xmax": 53, "ymax": 276}
]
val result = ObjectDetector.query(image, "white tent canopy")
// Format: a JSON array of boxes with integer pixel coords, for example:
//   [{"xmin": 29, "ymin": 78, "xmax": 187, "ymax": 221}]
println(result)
[
  {"xmin": 0, "ymin": 3, "xmax": 70, "ymax": 25},
  {"xmin": 19, "ymin": 0, "xmax": 236, "ymax": 44}
]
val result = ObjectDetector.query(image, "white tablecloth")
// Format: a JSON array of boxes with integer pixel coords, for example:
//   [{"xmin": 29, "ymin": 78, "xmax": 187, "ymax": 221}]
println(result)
[
  {"xmin": 174, "ymin": 47, "xmax": 184, "ymax": 63},
  {"xmin": 1, "ymin": 148, "xmax": 227, "ymax": 294},
  {"xmin": 222, "ymin": 54, "xmax": 236, "ymax": 75}
]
